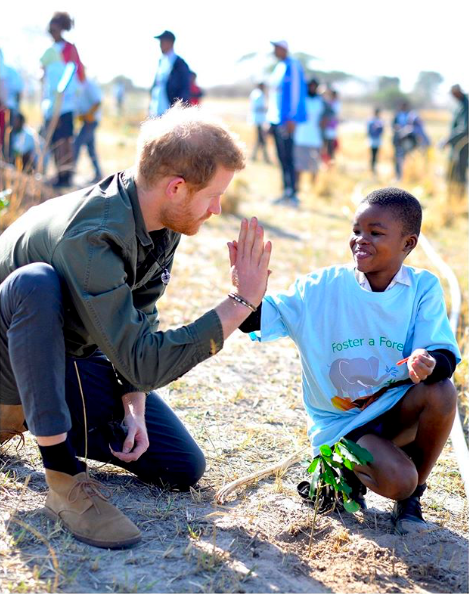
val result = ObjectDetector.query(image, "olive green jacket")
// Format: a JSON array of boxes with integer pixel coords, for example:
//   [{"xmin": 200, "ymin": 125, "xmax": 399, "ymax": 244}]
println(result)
[{"xmin": 0, "ymin": 169, "xmax": 224, "ymax": 397}]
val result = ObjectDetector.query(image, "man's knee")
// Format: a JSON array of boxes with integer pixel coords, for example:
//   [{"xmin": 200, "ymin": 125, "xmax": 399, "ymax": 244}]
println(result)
[
  {"xmin": 424, "ymin": 379, "xmax": 458, "ymax": 417},
  {"xmin": 9, "ymin": 263, "xmax": 61, "ymax": 299},
  {"xmin": 167, "ymin": 448, "xmax": 206, "ymax": 491}
]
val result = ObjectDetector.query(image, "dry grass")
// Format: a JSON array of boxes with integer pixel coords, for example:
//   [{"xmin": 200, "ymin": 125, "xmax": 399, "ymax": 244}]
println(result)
[{"xmin": 1, "ymin": 96, "xmax": 467, "ymax": 593}]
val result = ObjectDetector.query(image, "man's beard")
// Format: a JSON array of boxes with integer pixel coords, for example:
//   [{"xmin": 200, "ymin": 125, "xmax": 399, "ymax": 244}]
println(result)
[{"xmin": 160, "ymin": 201, "xmax": 209, "ymax": 236}]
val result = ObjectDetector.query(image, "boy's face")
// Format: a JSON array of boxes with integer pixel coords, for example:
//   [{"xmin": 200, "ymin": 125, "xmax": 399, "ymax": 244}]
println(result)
[{"xmin": 349, "ymin": 203, "xmax": 417, "ymax": 279}]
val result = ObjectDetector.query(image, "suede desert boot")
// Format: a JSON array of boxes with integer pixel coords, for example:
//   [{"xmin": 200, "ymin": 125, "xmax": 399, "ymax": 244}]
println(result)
[{"xmin": 44, "ymin": 469, "xmax": 141, "ymax": 549}]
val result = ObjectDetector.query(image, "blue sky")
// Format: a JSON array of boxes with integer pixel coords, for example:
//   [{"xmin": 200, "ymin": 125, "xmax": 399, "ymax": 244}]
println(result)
[{"xmin": 2, "ymin": 0, "xmax": 468, "ymax": 95}]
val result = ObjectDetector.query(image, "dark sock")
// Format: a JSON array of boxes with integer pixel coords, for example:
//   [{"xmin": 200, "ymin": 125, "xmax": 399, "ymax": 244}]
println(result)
[{"xmin": 38, "ymin": 438, "xmax": 86, "ymax": 476}]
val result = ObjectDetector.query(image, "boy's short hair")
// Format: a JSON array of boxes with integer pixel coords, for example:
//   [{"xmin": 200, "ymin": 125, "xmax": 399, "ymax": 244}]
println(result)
[
  {"xmin": 361, "ymin": 187, "xmax": 422, "ymax": 236},
  {"xmin": 136, "ymin": 102, "xmax": 246, "ymax": 191}
]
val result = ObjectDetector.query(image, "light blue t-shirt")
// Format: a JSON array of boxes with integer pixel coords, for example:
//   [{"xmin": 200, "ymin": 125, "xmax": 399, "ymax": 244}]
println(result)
[
  {"xmin": 76, "ymin": 79, "xmax": 102, "ymax": 121},
  {"xmin": 249, "ymin": 88, "xmax": 267, "ymax": 125},
  {"xmin": 251, "ymin": 264, "xmax": 461, "ymax": 454}
]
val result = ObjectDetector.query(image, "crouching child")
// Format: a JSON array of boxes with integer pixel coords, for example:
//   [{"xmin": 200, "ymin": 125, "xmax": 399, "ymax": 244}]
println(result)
[{"xmin": 234, "ymin": 187, "xmax": 461, "ymax": 534}]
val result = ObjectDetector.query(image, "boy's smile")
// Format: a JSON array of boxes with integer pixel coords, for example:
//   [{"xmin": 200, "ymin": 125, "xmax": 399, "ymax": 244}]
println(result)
[{"xmin": 350, "ymin": 203, "xmax": 418, "ymax": 292}]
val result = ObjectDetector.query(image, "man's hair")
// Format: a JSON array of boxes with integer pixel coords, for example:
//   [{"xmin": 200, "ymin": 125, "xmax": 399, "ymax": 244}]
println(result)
[
  {"xmin": 136, "ymin": 102, "xmax": 246, "ymax": 191},
  {"xmin": 361, "ymin": 187, "xmax": 422, "ymax": 236},
  {"xmin": 50, "ymin": 11, "xmax": 74, "ymax": 31}
]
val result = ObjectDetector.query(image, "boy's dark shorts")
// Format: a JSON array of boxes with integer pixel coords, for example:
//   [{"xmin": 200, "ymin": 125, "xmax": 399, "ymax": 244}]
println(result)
[{"xmin": 345, "ymin": 402, "xmax": 400, "ymax": 443}]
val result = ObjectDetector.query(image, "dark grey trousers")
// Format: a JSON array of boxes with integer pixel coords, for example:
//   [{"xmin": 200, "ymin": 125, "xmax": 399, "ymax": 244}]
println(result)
[{"xmin": 0, "ymin": 263, "xmax": 205, "ymax": 490}]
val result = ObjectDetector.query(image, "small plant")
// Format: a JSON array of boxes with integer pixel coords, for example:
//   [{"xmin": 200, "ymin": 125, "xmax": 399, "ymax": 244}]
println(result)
[{"xmin": 306, "ymin": 437, "xmax": 374, "ymax": 513}]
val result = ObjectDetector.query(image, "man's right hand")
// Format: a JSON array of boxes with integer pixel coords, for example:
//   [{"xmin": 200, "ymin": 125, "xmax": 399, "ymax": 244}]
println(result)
[
  {"xmin": 227, "ymin": 217, "xmax": 271, "ymax": 307},
  {"xmin": 215, "ymin": 217, "xmax": 271, "ymax": 340}
]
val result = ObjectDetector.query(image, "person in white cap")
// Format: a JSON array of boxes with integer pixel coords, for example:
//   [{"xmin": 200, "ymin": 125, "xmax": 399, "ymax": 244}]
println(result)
[{"xmin": 266, "ymin": 40, "xmax": 307, "ymax": 206}]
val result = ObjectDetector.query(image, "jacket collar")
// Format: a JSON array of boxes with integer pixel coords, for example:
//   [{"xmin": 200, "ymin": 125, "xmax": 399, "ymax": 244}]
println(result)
[{"xmin": 121, "ymin": 169, "xmax": 153, "ymax": 248}]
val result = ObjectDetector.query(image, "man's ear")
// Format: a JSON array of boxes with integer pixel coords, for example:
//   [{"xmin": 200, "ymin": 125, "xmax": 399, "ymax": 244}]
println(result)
[
  {"xmin": 404, "ymin": 234, "xmax": 418, "ymax": 254},
  {"xmin": 165, "ymin": 176, "xmax": 186, "ymax": 199}
]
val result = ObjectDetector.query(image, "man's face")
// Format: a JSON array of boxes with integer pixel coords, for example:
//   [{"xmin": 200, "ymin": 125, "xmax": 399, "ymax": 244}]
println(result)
[
  {"xmin": 273, "ymin": 45, "xmax": 287, "ymax": 60},
  {"xmin": 159, "ymin": 39, "xmax": 173, "ymax": 54},
  {"xmin": 160, "ymin": 166, "xmax": 234, "ymax": 236},
  {"xmin": 349, "ymin": 203, "xmax": 415, "ymax": 277}
]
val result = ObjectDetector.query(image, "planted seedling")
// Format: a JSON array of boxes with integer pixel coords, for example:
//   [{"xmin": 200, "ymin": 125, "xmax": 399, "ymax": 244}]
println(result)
[{"xmin": 304, "ymin": 437, "xmax": 373, "ymax": 538}]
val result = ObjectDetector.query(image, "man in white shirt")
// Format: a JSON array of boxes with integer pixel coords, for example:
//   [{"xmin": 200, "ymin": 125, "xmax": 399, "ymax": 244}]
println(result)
[{"xmin": 149, "ymin": 30, "xmax": 191, "ymax": 117}]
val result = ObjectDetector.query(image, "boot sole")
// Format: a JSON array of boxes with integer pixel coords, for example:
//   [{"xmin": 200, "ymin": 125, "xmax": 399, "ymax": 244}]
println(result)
[{"xmin": 43, "ymin": 506, "xmax": 142, "ymax": 549}]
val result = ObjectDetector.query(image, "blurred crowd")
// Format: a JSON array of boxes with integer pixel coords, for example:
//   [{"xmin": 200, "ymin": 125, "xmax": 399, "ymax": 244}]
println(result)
[
  {"xmin": 248, "ymin": 40, "xmax": 468, "ymax": 207},
  {"xmin": 0, "ymin": 18, "xmax": 467, "ymax": 198}
]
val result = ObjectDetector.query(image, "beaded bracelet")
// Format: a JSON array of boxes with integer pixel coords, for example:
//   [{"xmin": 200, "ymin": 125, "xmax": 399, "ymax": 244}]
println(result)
[{"xmin": 228, "ymin": 292, "xmax": 258, "ymax": 313}]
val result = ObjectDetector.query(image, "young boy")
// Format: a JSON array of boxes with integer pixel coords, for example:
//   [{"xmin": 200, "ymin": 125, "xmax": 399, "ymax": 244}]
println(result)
[{"xmin": 232, "ymin": 187, "xmax": 460, "ymax": 535}]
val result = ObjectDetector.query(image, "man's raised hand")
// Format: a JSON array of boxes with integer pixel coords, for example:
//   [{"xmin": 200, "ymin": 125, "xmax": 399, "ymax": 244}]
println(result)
[{"xmin": 227, "ymin": 217, "xmax": 272, "ymax": 307}]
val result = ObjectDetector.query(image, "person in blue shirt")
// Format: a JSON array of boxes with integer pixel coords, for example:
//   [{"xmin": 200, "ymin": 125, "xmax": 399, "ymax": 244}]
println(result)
[
  {"xmin": 233, "ymin": 187, "xmax": 460, "ymax": 535},
  {"xmin": 267, "ymin": 40, "xmax": 307, "ymax": 207},
  {"xmin": 74, "ymin": 76, "xmax": 103, "ymax": 184},
  {"xmin": 392, "ymin": 101, "xmax": 430, "ymax": 180},
  {"xmin": 367, "ymin": 107, "xmax": 384, "ymax": 174}
]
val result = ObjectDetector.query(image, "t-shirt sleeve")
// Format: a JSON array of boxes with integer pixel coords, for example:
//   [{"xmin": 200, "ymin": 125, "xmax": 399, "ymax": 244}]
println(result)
[
  {"xmin": 251, "ymin": 275, "xmax": 308, "ymax": 342},
  {"xmin": 407, "ymin": 274, "xmax": 461, "ymax": 363}
]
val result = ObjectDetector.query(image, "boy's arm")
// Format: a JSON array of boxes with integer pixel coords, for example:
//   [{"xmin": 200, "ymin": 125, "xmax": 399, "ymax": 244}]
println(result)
[
  {"xmin": 407, "ymin": 348, "xmax": 457, "ymax": 384},
  {"xmin": 425, "ymin": 349, "xmax": 457, "ymax": 384}
]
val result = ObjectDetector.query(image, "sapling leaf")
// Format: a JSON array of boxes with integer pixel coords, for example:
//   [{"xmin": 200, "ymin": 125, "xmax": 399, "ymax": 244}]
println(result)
[
  {"xmin": 341, "ymin": 438, "xmax": 374, "ymax": 464},
  {"xmin": 337, "ymin": 443, "xmax": 361, "ymax": 466},
  {"xmin": 339, "ymin": 478, "xmax": 352, "ymax": 496},
  {"xmin": 319, "ymin": 444, "xmax": 333, "ymax": 457},
  {"xmin": 323, "ymin": 466, "xmax": 339, "ymax": 491},
  {"xmin": 343, "ymin": 498, "xmax": 360, "ymax": 513},
  {"xmin": 307, "ymin": 457, "xmax": 320, "ymax": 474},
  {"xmin": 308, "ymin": 463, "xmax": 321, "ymax": 499},
  {"xmin": 343, "ymin": 458, "xmax": 355, "ymax": 471}
]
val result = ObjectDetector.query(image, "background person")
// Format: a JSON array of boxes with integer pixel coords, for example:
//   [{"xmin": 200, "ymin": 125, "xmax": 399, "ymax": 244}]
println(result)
[
  {"xmin": 442, "ymin": 84, "xmax": 468, "ymax": 187},
  {"xmin": 188, "ymin": 71, "xmax": 204, "ymax": 106},
  {"xmin": 392, "ymin": 101, "xmax": 430, "ymax": 180},
  {"xmin": 74, "ymin": 75, "xmax": 103, "ymax": 184},
  {"xmin": 40, "ymin": 11, "xmax": 84, "ymax": 188},
  {"xmin": 322, "ymin": 88, "xmax": 340, "ymax": 165},
  {"xmin": 249, "ymin": 82, "xmax": 270, "ymax": 163},
  {"xmin": 294, "ymin": 77, "xmax": 325, "ymax": 188},
  {"xmin": 367, "ymin": 107, "xmax": 385, "ymax": 174},
  {"xmin": 267, "ymin": 40, "xmax": 307, "ymax": 206},
  {"xmin": 0, "ymin": 103, "xmax": 272, "ymax": 550},
  {"xmin": 149, "ymin": 30, "xmax": 191, "ymax": 117},
  {"xmin": 7, "ymin": 112, "xmax": 42, "ymax": 172}
]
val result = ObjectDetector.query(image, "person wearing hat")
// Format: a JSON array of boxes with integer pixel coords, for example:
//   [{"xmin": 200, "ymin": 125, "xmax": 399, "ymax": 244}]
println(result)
[
  {"xmin": 149, "ymin": 30, "xmax": 191, "ymax": 117},
  {"xmin": 266, "ymin": 40, "xmax": 307, "ymax": 207}
]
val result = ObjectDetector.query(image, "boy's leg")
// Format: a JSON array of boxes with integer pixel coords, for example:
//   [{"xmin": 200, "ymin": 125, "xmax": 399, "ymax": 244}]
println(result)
[
  {"xmin": 353, "ymin": 380, "xmax": 457, "ymax": 495},
  {"xmin": 352, "ymin": 380, "xmax": 457, "ymax": 533},
  {"xmin": 66, "ymin": 354, "xmax": 206, "ymax": 491},
  {"xmin": 386, "ymin": 379, "xmax": 457, "ymax": 484}
]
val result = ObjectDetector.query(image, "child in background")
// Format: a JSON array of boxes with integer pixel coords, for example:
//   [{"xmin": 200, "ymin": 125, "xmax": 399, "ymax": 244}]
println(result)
[
  {"xmin": 233, "ymin": 187, "xmax": 460, "ymax": 535},
  {"xmin": 367, "ymin": 107, "xmax": 384, "ymax": 174},
  {"xmin": 9, "ymin": 112, "xmax": 42, "ymax": 172}
]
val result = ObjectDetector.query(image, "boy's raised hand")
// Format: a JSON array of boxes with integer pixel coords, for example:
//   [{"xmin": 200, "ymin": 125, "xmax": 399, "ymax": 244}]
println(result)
[
  {"xmin": 227, "ymin": 217, "xmax": 272, "ymax": 307},
  {"xmin": 407, "ymin": 348, "xmax": 436, "ymax": 384}
]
